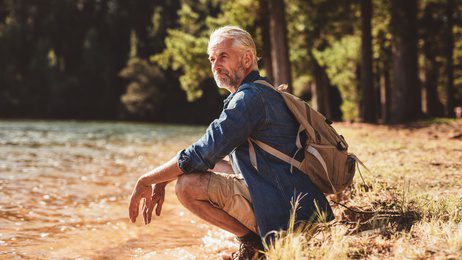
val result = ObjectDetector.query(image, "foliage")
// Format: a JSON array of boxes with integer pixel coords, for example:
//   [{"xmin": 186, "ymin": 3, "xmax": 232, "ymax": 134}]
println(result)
[
  {"xmin": 119, "ymin": 58, "xmax": 167, "ymax": 119},
  {"xmin": 313, "ymin": 35, "xmax": 361, "ymax": 120},
  {"xmin": 286, "ymin": 0, "xmax": 359, "ymax": 120},
  {"xmin": 152, "ymin": 0, "xmax": 259, "ymax": 101},
  {"xmin": 0, "ymin": 0, "xmax": 461, "ymax": 122},
  {"xmin": 153, "ymin": 29, "xmax": 210, "ymax": 101}
]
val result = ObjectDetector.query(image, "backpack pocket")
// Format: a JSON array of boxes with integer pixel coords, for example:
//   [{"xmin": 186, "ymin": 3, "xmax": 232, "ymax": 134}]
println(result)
[{"xmin": 301, "ymin": 144, "xmax": 351, "ymax": 194}]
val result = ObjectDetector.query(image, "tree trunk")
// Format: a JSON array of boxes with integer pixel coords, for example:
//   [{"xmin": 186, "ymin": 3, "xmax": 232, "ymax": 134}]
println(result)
[
  {"xmin": 259, "ymin": 0, "xmax": 273, "ymax": 81},
  {"xmin": 389, "ymin": 0, "xmax": 420, "ymax": 123},
  {"xmin": 374, "ymin": 61, "xmax": 381, "ymax": 122},
  {"xmin": 360, "ymin": 0, "xmax": 376, "ymax": 122},
  {"xmin": 422, "ymin": 3, "xmax": 444, "ymax": 117},
  {"xmin": 376, "ymin": 30, "xmax": 391, "ymax": 123},
  {"xmin": 445, "ymin": 0, "xmax": 455, "ymax": 117},
  {"xmin": 379, "ymin": 61, "xmax": 391, "ymax": 123},
  {"xmin": 310, "ymin": 52, "xmax": 331, "ymax": 118},
  {"xmin": 268, "ymin": 0, "xmax": 292, "ymax": 92}
]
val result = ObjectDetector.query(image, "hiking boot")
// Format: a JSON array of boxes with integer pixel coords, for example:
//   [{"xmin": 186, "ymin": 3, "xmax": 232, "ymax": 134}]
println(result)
[{"xmin": 222, "ymin": 239, "xmax": 263, "ymax": 260}]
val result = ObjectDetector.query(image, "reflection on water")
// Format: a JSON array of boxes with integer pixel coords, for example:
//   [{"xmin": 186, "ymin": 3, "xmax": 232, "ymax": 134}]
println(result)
[{"xmin": 0, "ymin": 120, "xmax": 238, "ymax": 259}]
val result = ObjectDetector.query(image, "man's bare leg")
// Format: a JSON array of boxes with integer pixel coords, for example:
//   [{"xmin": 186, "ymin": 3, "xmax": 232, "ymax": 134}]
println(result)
[{"xmin": 175, "ymin": 173, "xmax": 250, "ymax": 237}]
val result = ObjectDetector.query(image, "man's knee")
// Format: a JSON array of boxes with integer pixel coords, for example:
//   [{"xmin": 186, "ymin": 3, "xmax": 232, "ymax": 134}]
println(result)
[
  {"xmin": 175, "ymin": 174, "xmax": 191, "ymax": 199},
  {"xmin": 175, "ymin": 173, "xmax": 210, "ymax": 201}
]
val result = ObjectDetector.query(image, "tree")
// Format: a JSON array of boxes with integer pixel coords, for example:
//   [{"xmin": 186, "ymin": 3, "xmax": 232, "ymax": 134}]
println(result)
[
  {"xmin": 267, "ymin": 0, "xmax": 292, "ymax": 91},
  {"xmin": 1, "ymin": 0, "xmax": 460, "ymax": 123},
  {"xmin": 444, "ymin": 0, "xmax": 455, "ymax": 117},
  {"xmin": 360, "ymin": 0, "xmax": 376, "ymax": 122},
  {"xmin": 376, "ymin": 29, "xmax": 392, "ymax": 123},
  {"xmin": 310, "ymin": 52, "xmax": 331, "ymax": 117},
  {"xmin": 153, "ymin": 0, "xmax": 259, "ymax": 101},
  {"xmin": 389, "ymin": 0, "xmax": 420, "ymax": 123},
  {"xmin": 286, "ymin": 0, "xmax": 357, "ymax": 120},
  {"xmin": 258, "ymin": 0, "xmax": 273, "ymax": 81},
  {"xmin": 120, "ymin": 58, "xmax": 168, "ymax": 119},
  {"xmin": 421, "ymin": 2, "xmax": 444, "ymax": 117}
]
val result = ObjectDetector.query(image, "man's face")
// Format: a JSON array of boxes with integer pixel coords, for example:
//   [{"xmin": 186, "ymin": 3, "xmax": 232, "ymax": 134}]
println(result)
[{"xmin": 208, "ymin": 38, "xmax": 246, "ymax": 92}]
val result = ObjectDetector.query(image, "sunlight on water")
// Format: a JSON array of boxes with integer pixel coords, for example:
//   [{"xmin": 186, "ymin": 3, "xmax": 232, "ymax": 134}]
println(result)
[
  {"xmin": 202, "ymin": 230, "xmax": 238, "ymax": 253},
  {"xmin": 0, "ymin": 120, "xmax": 237, "ymax": 259}
]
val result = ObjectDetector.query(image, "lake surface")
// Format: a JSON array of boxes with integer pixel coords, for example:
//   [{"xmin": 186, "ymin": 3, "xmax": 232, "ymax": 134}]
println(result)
[{"xmin": 0, "ymin": 120, "xmax": 238, "ymax": 259}]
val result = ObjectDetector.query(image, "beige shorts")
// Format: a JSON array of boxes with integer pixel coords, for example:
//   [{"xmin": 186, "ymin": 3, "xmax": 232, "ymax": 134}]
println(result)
[{"xmin": 207, "ymin": 173, "xmax": 258, "ymax": 234}]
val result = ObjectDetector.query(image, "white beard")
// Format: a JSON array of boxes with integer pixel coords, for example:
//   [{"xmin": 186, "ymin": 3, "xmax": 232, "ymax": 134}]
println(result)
[{"xmin": 213, "ymin": 65, "xmax": 246, "ymax": 90}]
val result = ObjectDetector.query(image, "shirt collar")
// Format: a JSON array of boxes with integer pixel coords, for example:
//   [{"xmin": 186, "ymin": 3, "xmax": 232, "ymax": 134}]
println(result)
[
  {"xmin": 223, "ymin": 93, "xmax": 234, "ymax": 107},
  {"xmin": 240, "ymin": 70, "xmax": 260, "ymax": 86},
  {"xmin": 223, "ymin": 70, "xmax": 260, "ymax": 106}
]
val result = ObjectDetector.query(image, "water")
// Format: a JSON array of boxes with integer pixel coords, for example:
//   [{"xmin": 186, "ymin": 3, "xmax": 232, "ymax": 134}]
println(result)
[{"xmin": 0, "ymin": 120, "xmax": 238, "ymax": 259}]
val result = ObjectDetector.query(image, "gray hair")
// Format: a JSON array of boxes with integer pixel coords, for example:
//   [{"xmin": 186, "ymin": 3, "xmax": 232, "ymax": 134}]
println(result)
[{"xmin": 208, "ymin": 26, "xmax": 258, "ymax": 70}]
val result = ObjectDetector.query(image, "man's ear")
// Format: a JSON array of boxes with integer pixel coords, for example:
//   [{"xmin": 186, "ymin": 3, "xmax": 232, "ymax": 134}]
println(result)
[{"xmin": 243, "ymin": 51, "xmax": 253, "ymax": 69}]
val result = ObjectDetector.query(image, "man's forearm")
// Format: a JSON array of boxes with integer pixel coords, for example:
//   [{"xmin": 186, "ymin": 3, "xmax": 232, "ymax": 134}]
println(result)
[{"xmin": 137, "ymin": 155, "xmax": 183, "ymax": 186}]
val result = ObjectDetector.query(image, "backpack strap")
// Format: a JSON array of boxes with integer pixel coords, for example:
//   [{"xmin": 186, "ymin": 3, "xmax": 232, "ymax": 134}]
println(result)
[
  {"xmin": 290, "ymin": 125, "xmax": 304, "ymax": 173},
  {"xmin": 248, "ymin": 138, "xmax": 302, "ymax": 171},
  {"xmin": 348, "ymin": 153, "xmax": 370, "ymax": 188},
  {"xmin": 307, "ymin": 145, "xmax": 336, "ymax": 194},
  {"xmin": 348, "ymin": 153, "xmax": 370, "ymax": 172},
  {"xmin": 247, "ymin": 139, "xmax": 258, "ymax": 171},
  {"xmin": 249, "ymin": 137, "xmax": 337, "ymax": 193},
  {"xmin": 253, "ymin": 80, "xmax": 317, "ymax": 144},
  {"xmin": 249, "ymin": 126, "xmax": 303, "ymax": 174},
  {"xmin": 253, "ymin": 79, "xmax": 274, "ymax": 89}
]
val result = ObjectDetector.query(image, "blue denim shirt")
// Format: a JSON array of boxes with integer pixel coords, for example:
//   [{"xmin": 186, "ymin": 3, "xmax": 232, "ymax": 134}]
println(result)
[{"xmin": 178, "ymin": 71, "xmax": 334, "ymax": 237}]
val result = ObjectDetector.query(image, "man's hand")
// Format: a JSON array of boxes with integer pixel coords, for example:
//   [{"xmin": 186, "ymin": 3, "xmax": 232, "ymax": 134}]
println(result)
[
  {"xmin": 143, "ymin": 183, "xmax": 167, "ymax": 225},
  {"xmin": 128, "ymin": 180, "xmax": 168, "ymax": 224},
  {"xmin": 127, "ymin": 155, "xmax": 183, "ymax": 224},
  {"xmin": 128, "ymin": 181, "xmax": 153, "ymax": 224}
]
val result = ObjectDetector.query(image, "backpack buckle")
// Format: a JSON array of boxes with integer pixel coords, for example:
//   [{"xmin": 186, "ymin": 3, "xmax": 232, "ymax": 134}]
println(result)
[{"xmin": 336, "ymin": 141, "xmax": 347, "ymax": 151}]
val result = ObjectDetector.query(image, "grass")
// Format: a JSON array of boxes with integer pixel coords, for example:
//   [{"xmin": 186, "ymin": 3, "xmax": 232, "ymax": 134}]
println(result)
[{"xmin": 259, "ymin": 119, "xmax": 462, "ymax": 259}]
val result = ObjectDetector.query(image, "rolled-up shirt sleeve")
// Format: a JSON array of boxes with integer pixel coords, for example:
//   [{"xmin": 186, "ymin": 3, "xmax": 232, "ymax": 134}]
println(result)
[{"xmin": 178, "ymin": 86, "xmax": 266, "ymax": 173}]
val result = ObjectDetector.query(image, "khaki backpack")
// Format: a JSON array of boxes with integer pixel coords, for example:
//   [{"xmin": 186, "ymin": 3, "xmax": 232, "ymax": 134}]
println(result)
[{"xmin": 248, "ymin": 80, "xmax": 366, "ymax": 194}]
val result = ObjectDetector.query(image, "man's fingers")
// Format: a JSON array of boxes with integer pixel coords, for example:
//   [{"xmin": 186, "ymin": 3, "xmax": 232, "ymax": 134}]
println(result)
[
  {"xmin": 155, "ymin": 197, "xmax": 164, "ymax": 216},
  {"xmin": 142, "ymin": 192, "xmax": 156, "ymax": 225},
  {"xmin": 143, "ymin": 194, "xmax": 153, "ymax": 225},
  {"xmin": 147, "ymin": 193, "xmax": 161, "ymax": 224},
  {"xmin": 141, "ymin": 198, "xmax": 146, "ymax": 225},
  {"xmin": 147, "ymin": 205, "xmax": 153, "ymax": 224},
  {"xmin": 129, "ymin": 206, "xmax": 138, "ymax": 223},
  {"xmin": 129, "ymin": 186, "xmax": 145, "ymax": 223},
  {"xmin": 128, "ymin": 196, "xmax": 140, "ymax": 223},
  {"xmin": 146, "ymin": 197, "xmax": 155, "ymax": 224},
  {"xmin": 129, "ymin": 183, "xmax": 164, "ymax": 225},
  {"xmin": 143, "ymin": 202, "xmax": 148, "ymax": 225}
]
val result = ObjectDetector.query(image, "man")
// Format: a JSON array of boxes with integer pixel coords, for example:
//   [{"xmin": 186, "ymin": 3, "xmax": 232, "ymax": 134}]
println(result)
[{"xmin": 128, "ymin": 26, "xmax": 334, "ymax": 259}]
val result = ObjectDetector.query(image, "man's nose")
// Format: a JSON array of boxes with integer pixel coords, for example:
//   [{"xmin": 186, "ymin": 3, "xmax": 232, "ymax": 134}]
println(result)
[{"xmin": 212, "ymin": 61, "xmax": 221, "ymax": 72}]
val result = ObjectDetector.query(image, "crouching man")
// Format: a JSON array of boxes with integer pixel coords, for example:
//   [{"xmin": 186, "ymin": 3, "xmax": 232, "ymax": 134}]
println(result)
[{"xmin": 128, "ymin": 25, "xmax": 334, "ymax": 259}]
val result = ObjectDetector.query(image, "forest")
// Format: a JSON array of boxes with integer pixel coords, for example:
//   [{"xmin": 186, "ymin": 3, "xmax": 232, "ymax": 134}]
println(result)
[{"xmin": 0, "ymin": 0, "xmax": 461, "ymax": 124}]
